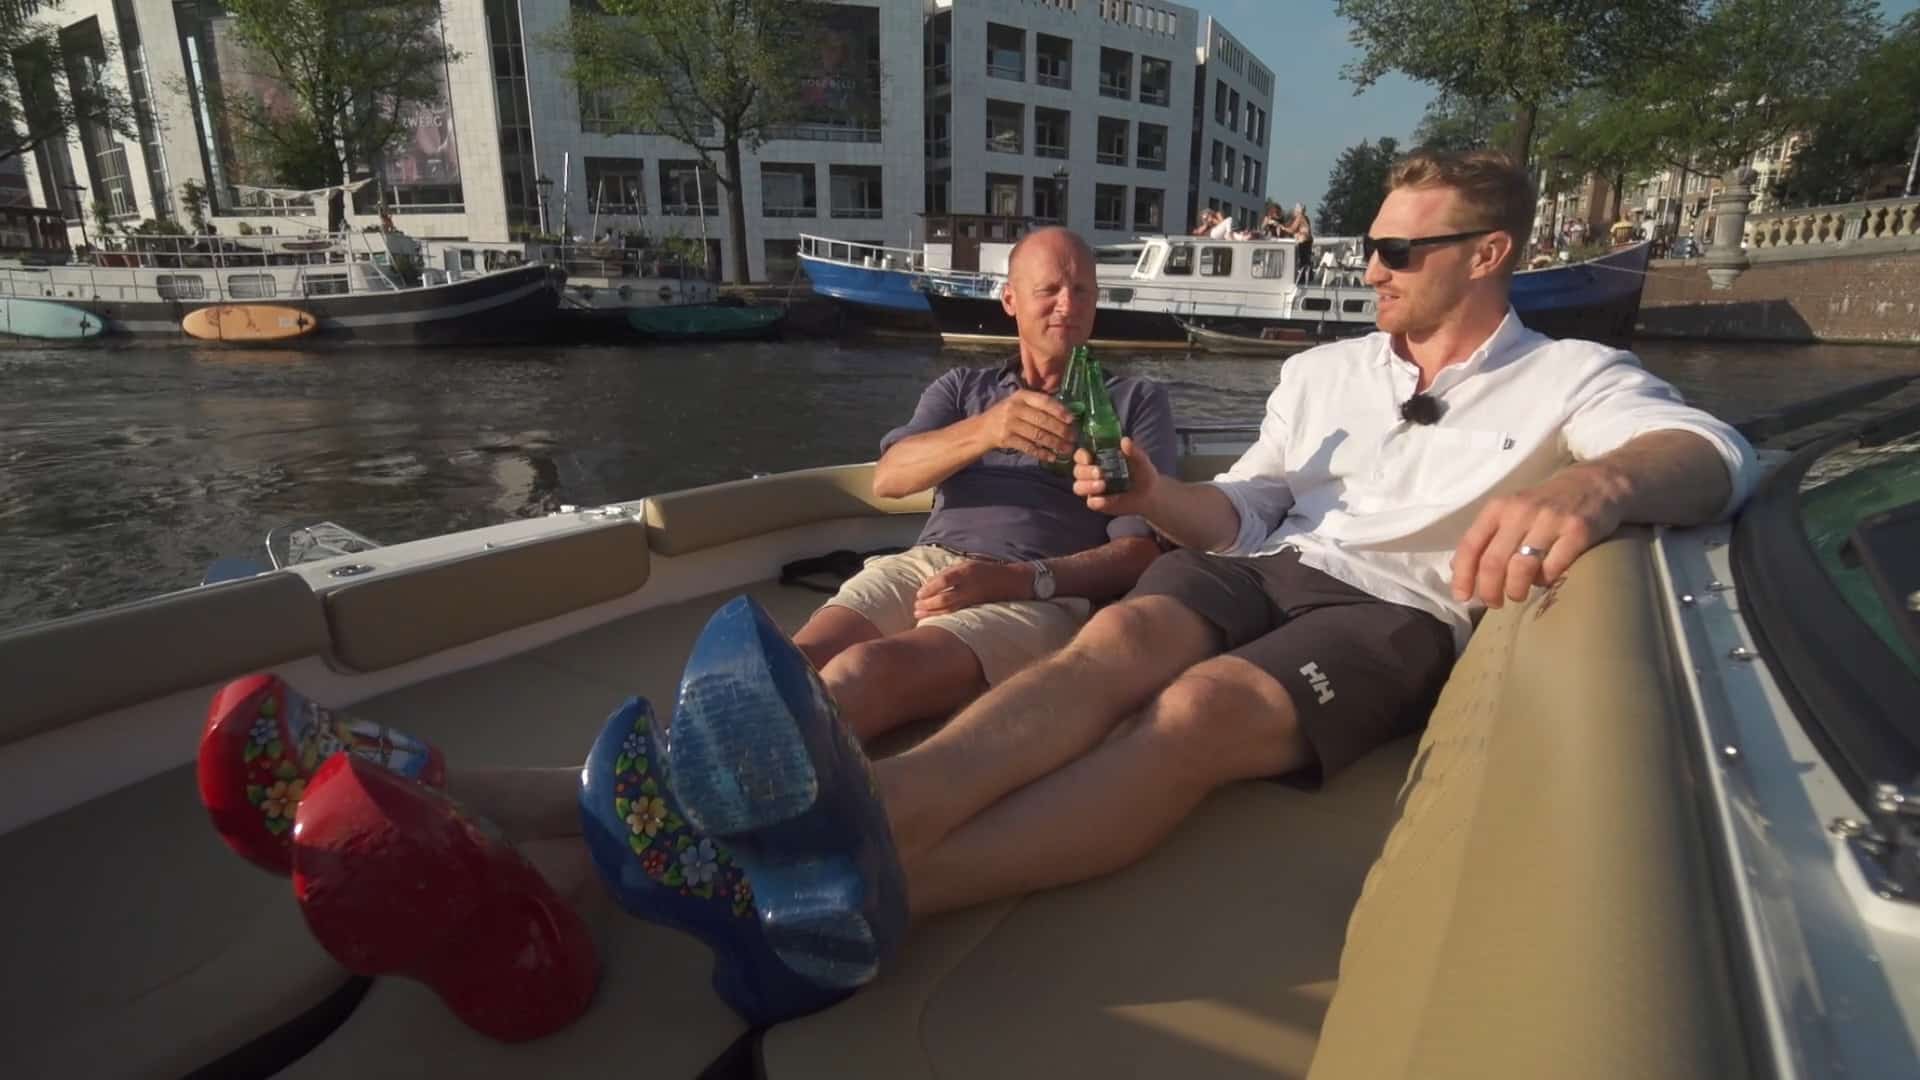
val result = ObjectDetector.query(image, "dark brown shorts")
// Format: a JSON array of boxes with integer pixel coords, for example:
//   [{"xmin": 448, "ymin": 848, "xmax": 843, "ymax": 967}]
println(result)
[{"xmin": 1129, "ymin": 547, "xmax": 1456, "ymax": 782}]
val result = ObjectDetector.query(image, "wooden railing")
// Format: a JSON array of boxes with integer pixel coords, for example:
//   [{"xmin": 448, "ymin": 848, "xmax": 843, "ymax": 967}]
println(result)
[{"xmin": 1744, "ymin": 194, "xmax": 1920, "ymax": 250}]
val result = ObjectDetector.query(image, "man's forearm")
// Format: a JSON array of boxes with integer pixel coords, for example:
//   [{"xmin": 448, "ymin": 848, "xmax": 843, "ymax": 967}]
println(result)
[
  {"xmin": 1580, "ymin": 430, "xmax": 1734, "ymax": 527},
  {"xmin": 873, "ymin": 417, "xmax": 993, "ymax": 498},
  {"xmin": 1141, "ymin": 479, "xmax": 1244, "ymax": 552},
  {"xmin": 1042, "ymin": 535, "xmax": 1163, "ymax": 600}
]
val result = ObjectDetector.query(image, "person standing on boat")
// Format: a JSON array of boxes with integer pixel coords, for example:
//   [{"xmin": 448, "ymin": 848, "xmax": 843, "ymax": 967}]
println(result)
[{"xmin": 785, "ymin": 226, "xmax": 1177, "ymax": 741}]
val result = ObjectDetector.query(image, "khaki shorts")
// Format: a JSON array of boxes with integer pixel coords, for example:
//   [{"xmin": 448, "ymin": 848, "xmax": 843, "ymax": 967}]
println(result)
[{"xmin": 822, "ymin": 545, "xmax": 1092, "ymax": 685}]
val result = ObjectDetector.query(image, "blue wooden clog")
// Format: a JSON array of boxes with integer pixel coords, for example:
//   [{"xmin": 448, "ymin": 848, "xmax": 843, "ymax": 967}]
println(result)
[
  {"xmin": 580, "ymin": 697, "xmax": 857, "ymax": 1026},
  {"xmin": 666, "ymin": 595, "xmax": 909, "ymax": 992}
]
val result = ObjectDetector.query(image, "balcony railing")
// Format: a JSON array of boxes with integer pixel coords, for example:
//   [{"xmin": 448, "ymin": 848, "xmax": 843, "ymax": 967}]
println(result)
[
  {"xmin": 830, "ymin": 206, "xmax": 884, "ymax": 219},
  {"xmin": 988, "ymin": 62, "xmax": 1023, "ymax": 81},
  {"xmin": 661, "ymin": 202, "xmax": 718, "ymax": 216},
  {"xmin": 762, "ymin": 204, "xmax": 817, "ymax": 218},
  {"xmin": 1095, "ymin": 214, "xmax": 1124, "ymax": 230},
  {"xmin": 1037, "ymin": 70, "xmax": 1070, "ymax": 89},
  {"xmin": 987, "ymin": 131, "xmax": 1022, "ymax": 154},
  {"xmin": 926, "ymin": 138, "xmax": 951, "ymax": 159},
  {"xmin": 763, "ymin": 122, "xmax": 881, "ymax": 143},
  {"xmin": 1744, "ymin": 194, "xmax": 1920, "ymax": 250},
  {"xmin": 1036, "ymin": 142, "xmax": 1068, "ymax": 160},
  {"xmin": 1141, "ymin": 88, "xmax": 1170, "ymax": 106},
  {"xmin": 1097, "ymin": 150, "xmax": 1127, "ymax": 166},
  {"xmin": 1137, "ymin": 153, "xmax": 1166, "ymax": 171},
  {"xmin": 1099, "ymin": 79, "xmax": 1130, "ymax": 100}
]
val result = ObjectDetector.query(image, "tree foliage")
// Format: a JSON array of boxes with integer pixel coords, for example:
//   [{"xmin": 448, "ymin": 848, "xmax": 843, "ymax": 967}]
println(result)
[
  {"xmin": 1769, "ymin": 10, "xmax": 1920, "ymax": 206},
  {"xmin": 1610, "ymin": 0, "xmax": 1882, "ymax": 176},
  {"xmin": 0, "ymin": 1, "xmax": 139, "ymax": 165},
  {"xmin": 564, "ymin": 0, "xmax": 848, "ymax": 283},
  {"xmin": 218, "ymin": 0, "xmax": 456, "ymax": 229},
  {"xmin": 1337, "ymin": 0, "xmax": 1673, "ymax": 161},
  {"xmin": 1318, "ymin": 137, "xmax": 1400, "ymax": 235},
  {"xmin": 1411, "ymin": 92, "xmax": 1512, "ymax": 154}
]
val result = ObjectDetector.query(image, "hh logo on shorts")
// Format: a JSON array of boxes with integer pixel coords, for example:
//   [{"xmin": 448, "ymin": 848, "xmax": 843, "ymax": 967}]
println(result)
[{"xmin": 1299, "ymin": 662, "xmax": 1335, "ymax": 705}]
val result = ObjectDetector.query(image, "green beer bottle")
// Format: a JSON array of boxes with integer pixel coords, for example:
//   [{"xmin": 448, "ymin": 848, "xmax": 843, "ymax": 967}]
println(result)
[
  {"xmin": 1082, "ymin": 356, "xmax": 1130, "ymax": 493},
  {"xmin": 1045, "ymin": 346, "xmax": 1090, "ymax": 476}
]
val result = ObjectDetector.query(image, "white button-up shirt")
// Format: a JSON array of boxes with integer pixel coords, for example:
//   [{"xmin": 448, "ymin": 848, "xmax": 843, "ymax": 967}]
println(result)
[{"xmin": 1209, "ymin": 310, "xmax": 1759, "ymax": 651}]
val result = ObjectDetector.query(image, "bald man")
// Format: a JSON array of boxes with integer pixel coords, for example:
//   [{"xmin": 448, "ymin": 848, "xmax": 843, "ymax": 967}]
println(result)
[{"xmin": 792, "ymin": 227, "xmax": 1178, "ymax": 742}]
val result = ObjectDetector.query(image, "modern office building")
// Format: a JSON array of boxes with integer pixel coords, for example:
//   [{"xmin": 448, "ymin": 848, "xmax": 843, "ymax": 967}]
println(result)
[{"xmin": 14, "ymin": 0, "xmax": 1274, "ymax": 280}]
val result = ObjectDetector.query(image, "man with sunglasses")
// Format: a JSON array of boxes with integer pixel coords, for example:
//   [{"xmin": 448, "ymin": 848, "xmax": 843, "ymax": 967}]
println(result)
[{"xmin": 782, "ymin": 148, "xmax": 1756, "ymax": 920}]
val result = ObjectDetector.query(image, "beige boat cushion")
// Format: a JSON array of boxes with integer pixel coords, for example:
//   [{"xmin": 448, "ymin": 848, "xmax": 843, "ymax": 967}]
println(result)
[
  {"xmin": 760, "ymin": 738, "xmax": 1416, "ymax": 1079},
  {"xmin": 0, "ymin": 570, "xmax": 328, "ymax": 746},
  {"xmin": 323, "ymin": 522, "xmax": 649, "ymax": 673},
  {"xmin": 644, "ymin": 464, "xmax": 934, "ymax": 556},
  {"xmin": 0, "ymin": 757, "xmax": 349, "ymax": 1079},
  {"xmin": 284, "ymin": 578, "xmax": 829, "ymax": 1078},
  {"xmin": 1177, "ymin": 452, "xmax": 1242, "ymax": 482},
  {"xmin": 1309, "ymin": 532, "xmax": 1750, "ymax": 1080}
]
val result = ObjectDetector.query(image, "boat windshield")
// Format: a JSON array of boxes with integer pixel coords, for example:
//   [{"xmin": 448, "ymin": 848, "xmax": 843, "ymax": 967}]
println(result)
[
  {"xmin": 1799, "ymin": 435, "xmax": 1920, "ymax": 677},
  {"xmin": 1733, "ymin": 414, "xmax": 1920, "ymax": 803}
]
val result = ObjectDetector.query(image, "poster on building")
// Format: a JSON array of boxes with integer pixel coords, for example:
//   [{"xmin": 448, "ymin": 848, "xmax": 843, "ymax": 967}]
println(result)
[
  {"xmin": 205, "ymin": 16, "xmax": 458, "ymax": 191},
  {"xmin": 795, "ymin": 9, "xmax": 878, "ymax": 126}
]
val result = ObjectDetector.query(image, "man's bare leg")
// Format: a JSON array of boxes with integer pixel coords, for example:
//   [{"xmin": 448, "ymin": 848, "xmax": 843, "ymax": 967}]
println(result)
[
  {"xmin": 876, "ymin": 596, "xmax": 1220, "ymax": 862},
  {"xmin": 817, "ymin": 625, "xmax": 986, "ymax": 740},
  {"xmin": 901, "ymin": 655, "xmax": 1309, "ymax": 915},
  {"xmin": 793, "ymin": 605, "xmax": 883, "ymax": 670}
]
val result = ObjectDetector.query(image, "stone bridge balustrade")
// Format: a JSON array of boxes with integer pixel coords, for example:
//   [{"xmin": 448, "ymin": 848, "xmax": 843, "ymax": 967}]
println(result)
[{"xmin": 1744, "ymin": 194, "xmax": 1920, "ymax": 250}]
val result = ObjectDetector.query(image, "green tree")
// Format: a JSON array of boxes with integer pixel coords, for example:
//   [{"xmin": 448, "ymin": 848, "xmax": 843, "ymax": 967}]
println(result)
[
  {"xmin": 0, "ymin": 2, "xmax": 138, "ymax": 164},
  {"xmin": 1616, "ymin": 0, "xmax": 1882, "ymax": 175},
  {"xmin": 1532, "ymin": 90, "xmax": 1665, "ymax": 221},
  {"xmin": 1769, "ymin": 10, "xmax": 1920, "ymax": 205},
  {"xmin": 1317, "ymin": 137, "xmax": 1400, "ymax": 235},
  {"xmin": 1337, "ymin": 0, "xmax": 1674, "ymax": 163},
  {"xmin": 1411, "ymin": 92, "xmax": 1513, "ymax": 153},
  {"xmin": 217, "ymin": 0, "xmax": 457, "ymax": 231},
  {"xmin": 564, "ymin": 0, "xmax": 851, "ymax": 284}
]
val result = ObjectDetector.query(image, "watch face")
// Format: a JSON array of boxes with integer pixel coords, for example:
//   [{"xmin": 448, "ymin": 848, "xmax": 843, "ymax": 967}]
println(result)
[{"xmin": 1034, "ymin": 566, "xmax": 1055, "ymax": 600}]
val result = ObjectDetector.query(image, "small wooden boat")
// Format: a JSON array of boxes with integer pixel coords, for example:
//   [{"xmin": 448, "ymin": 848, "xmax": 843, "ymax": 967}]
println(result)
[
  {"xmin": 182, "ymin": 304, "xmax": 318, "ymax": 342},
  {"xmin": 0, "ymin": 296, "xmax": 103, "ymax": 340},
  {"xmin": 626, "ymin": 302, "xmax": 784, "ymax": 341},
  {"xmin": 1175, "ymin": 317, "xmax": 1320, "ymax": 355},
  {"xmin": 2, "ymin": 389, "xmax": 1917, "ymax": 1078}
]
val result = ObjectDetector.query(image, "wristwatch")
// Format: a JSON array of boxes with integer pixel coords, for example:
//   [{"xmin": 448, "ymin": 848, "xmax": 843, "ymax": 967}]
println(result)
[{"xmin": 1030, "ymin": 561, "xmax": 1057, "ymax": 600}]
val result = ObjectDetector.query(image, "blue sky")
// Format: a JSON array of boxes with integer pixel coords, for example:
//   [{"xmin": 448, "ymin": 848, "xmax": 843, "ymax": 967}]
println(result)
[{"xmin": 1203, "ymin": 0, "xmax": 1920, "ymax": 215}]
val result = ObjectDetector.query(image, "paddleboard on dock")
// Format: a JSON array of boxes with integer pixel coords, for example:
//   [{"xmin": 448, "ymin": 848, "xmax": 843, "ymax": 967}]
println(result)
[
  {"xmin": 182, "ymin": 305, "xmax": 318, "ymax": 342},
  {"xmin": 1, "ymin": 297, "xmax": 104, "ymax": 340}
]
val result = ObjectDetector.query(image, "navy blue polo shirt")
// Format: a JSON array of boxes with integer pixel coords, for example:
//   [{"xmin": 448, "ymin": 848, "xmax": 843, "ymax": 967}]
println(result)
[{"xmin": 879, "ymin": 362, "xmax": 1178, "ymax": 563}]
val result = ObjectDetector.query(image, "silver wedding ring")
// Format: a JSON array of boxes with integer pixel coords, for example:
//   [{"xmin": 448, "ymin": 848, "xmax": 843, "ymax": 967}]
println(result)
[{"xmin": 1514, "ymin": 544, "xmax": 1546, "ymax": 559}]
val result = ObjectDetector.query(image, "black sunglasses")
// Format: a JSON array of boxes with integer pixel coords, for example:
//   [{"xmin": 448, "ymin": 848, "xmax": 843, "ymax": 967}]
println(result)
[{"xmin": 1362, "ymin": 230, "xmax": 1494, "ymax": 270}]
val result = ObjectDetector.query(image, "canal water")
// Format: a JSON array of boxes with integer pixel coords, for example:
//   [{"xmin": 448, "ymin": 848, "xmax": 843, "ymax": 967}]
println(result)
[{"xmin": 3, "ymin": 336, "xmax": 1916, "ymax": 631}]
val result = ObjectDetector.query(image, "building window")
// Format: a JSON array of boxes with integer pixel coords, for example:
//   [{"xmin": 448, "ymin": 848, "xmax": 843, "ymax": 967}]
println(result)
[
  {"xmin": 1094, "ymin": 183, "xmax": 1125, "ymax": 230},
  {"xmin": 1097, "ymin": 116, "xmax": 1128, "ymax": 166},
  {"xmin": 927, "ymin": 9, "xmax": 950, "ymax": 85},
  {"xmin": 1223, "ymin": 145, "xmax": 1237, "ymax": 185},
  {"xmin": 986, "ymin": 100, "xmax": 1023, "ymax": 154},
  {"xmin": 1251, "ymin": 247, "xmax": 1289, "ymax": 278},
  {"xmin": 1033, "ymin": 176, "xmax": 1064, "ymax": 223},
  {"xmin": 1133, "ymin": 187, "xmax": 1163, "ymax": 231},
  {"xmin": 660, "ymin": 161, "xmax": 718, "ymax": 215},
  {"xmin": 1244, "ymin": 100, "xmax": 1257, "ymax": 138},
  {"xmin": 829, "ymin": 165, "xmax": 882, "ymax": 218},
  {"xmin": 1036, "ymin": 33, "xmax": 1071, "ymax": 88},
  {"xmin": 986, "ymin": 173, "xmax": 1021, "ymax": 217},
  {"xmin": 764, "ymin": 239, "xmax": 801, "ymax": 281},
  {"xmin": 1099, "ymin": 47, "xmax": 1131, "ymax": 99},
  {"xmin": 112, "ymin": 0, "xmax": 169, "ymax": 216},
  {"xmin": 486, "ymin": 0, "xmax": 538, "ymax": 230},
  {"xmin": 1214, "ymin": 80, "xmax": 1228, "ymax": 124},
  {"xmin": 1136, "ymin": 122, "xmax": 1167, "ymax": 170},
  {"xmin": 1035, "ymin": 107, "xmax": 1070, "ymax": 159},
  {"xmin": 1254, "ymin": 107, "xmax": 1267, "ymax": 146},
  {"xmin": 1199, "ymin": 246, "xmax": 1233, "ymax": 275},
  {"xmin": 1229, "ymin": 88, "xmax": 1240, "ymax": 128},
  {"xmin": 761, "ymin": 163, "xmax": 816, "ymax": 217},
  {"xmin": 1209, "ymin": 140, "xmax": 1223, "ymax": 182},
  {"xmin": 1139, "ymin": 56, "xmax": 1171, "ymax": 106},
  {"xmin": 584, "ymin": 157, "xmax": 646, "ymax": 215},
  {"xmin": 927, "ymin": 169, "xmax": 950, "ymax": 214},
  {"xmin": 987, "ymin": 22, "xmax": 1024, "ymax": 81},
  {"xmin": 926, "ymin": 109, "xmax": 950, "ymax": 159}
]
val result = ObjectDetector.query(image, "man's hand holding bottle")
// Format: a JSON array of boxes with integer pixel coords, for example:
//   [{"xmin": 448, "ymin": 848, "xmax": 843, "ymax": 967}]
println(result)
[{"xmin": 1073, "ymin": 437, "xmax": 1158, "ymax": 515}]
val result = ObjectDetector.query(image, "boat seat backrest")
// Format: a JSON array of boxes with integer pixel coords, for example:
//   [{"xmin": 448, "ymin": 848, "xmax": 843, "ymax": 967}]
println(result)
[
  {"xmin": 1176, "ymin": 453, "xmax": 1241, "ymax": 482},
  {"xmin": 644, "ymin": 464, "xmax": 934, "ymax": 557},
  {"xmin": 323, "ymin": 522, "xmax": 650, "ymax": 673},
  {"xmin": 0, "ymin": 571, "xmax": 328, "ymax": 745},
  {"xmin": 1307, "ymin": 530, "xmax": 1749, "ymax": 1080}
]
